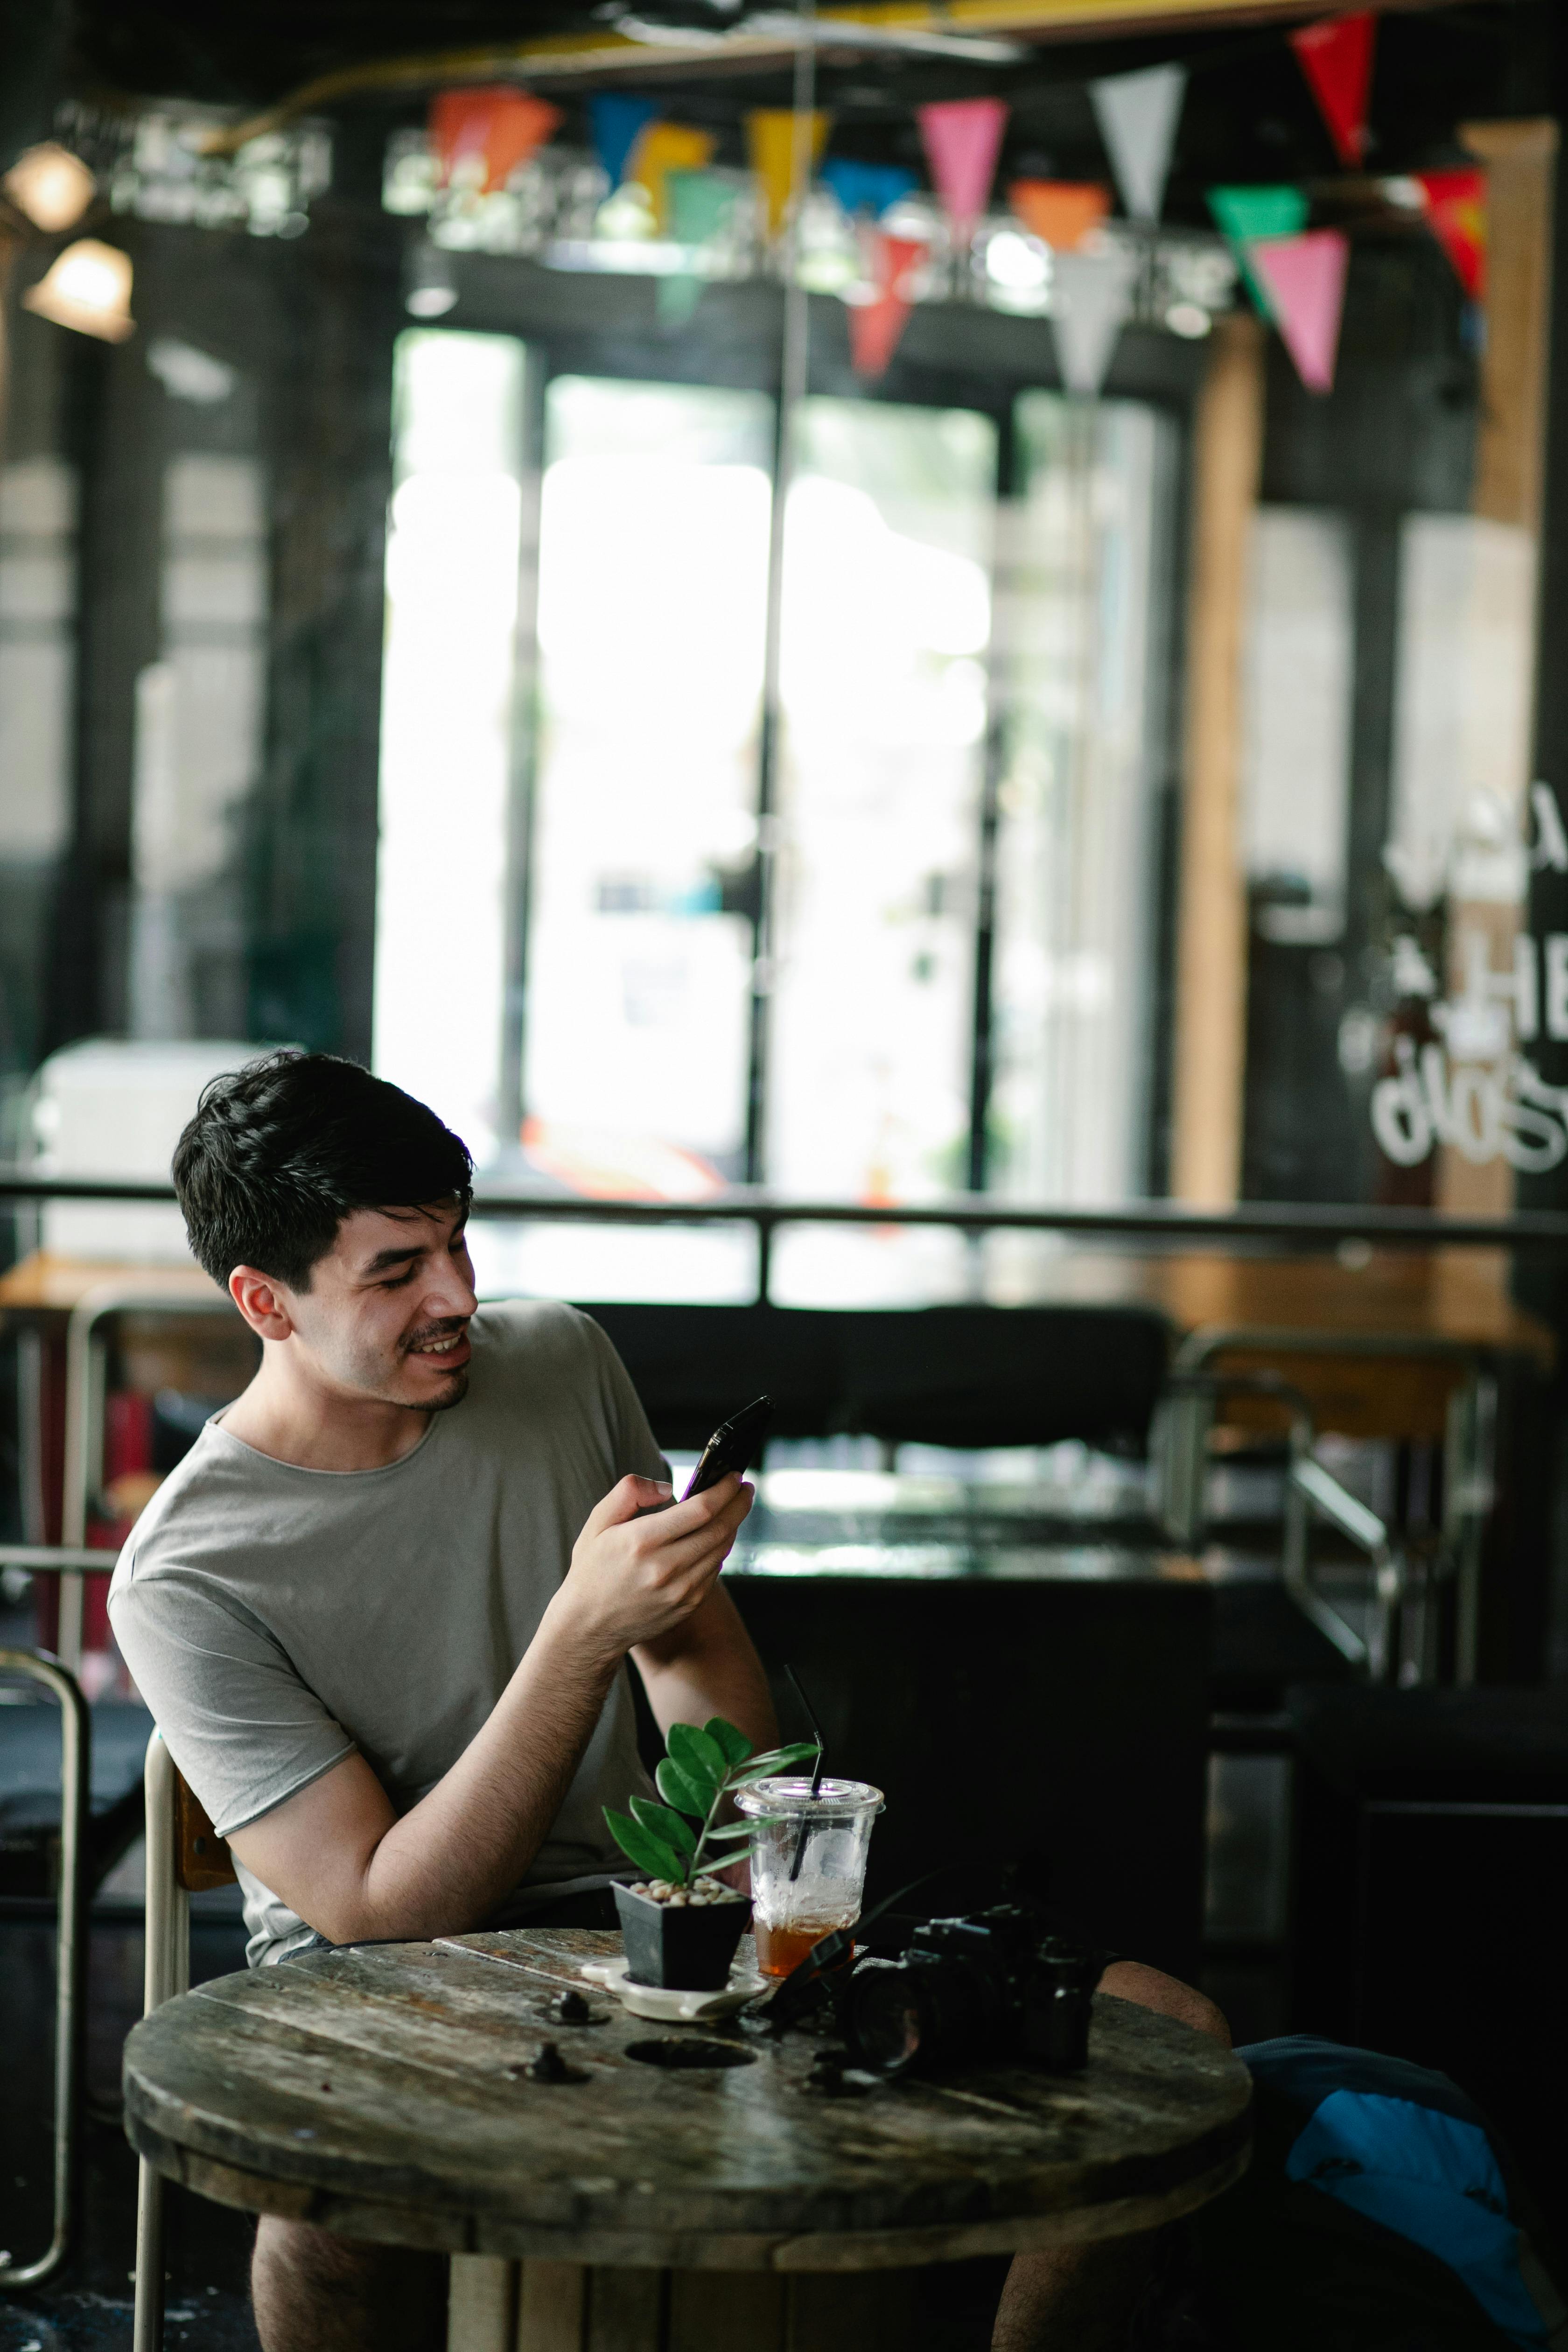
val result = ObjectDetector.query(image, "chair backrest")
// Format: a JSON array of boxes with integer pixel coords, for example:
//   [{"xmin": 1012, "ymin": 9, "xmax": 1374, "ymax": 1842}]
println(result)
[
  {"xmin": 584, "ymin": 1299, "xmax": 1173, "ymax": 1457},
  {"xmin": 173, "ymin": 1767, "xmax": 235, "ymax": 1893},
  {"xmin": 142, "ymin": 1731, "xmax": 234, "ymax": 2024}
]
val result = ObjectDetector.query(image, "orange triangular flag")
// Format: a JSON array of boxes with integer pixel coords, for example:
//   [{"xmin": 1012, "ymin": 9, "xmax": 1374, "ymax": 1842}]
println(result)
[
  {"xmin": 429, "ymin": 87, "xmax": 561, "ymax": 194},
  {"xmin": 1008, "ymin": 181, "xmax": 1110, "ymax": 251}
]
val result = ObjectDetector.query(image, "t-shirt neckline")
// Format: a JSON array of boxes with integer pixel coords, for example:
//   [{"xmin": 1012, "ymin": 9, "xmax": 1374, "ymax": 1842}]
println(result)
[{"xmin": 205, "ymin": 1407, "xmax": 443, "ymax": 1479}]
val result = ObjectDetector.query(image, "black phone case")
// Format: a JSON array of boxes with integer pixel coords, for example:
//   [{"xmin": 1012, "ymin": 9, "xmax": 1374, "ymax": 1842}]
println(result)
[{"xmin": 682, "ymin": 1394, "xmax": 774, "ymax": 1498}]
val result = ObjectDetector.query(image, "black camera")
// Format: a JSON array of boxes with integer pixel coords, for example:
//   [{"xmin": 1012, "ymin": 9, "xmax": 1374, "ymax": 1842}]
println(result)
[{"xmin": 840, "ymin": 1904, "xmax": 1102, "ymax": 2079}]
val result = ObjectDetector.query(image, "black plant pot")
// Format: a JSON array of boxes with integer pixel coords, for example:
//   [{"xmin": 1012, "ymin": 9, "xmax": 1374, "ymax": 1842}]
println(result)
[{"xmin": 614, "ymin": 1883, "xmax": 748, "ymax": 1990}]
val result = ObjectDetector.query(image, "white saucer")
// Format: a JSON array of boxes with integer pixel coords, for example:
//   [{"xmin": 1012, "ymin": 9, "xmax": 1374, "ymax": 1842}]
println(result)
[{"xmin": 580, "ymin": 1954, "xmax": 769, "ymax": 2022}]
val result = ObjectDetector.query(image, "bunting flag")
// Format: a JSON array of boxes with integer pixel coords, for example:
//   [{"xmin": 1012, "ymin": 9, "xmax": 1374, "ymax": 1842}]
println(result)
[
  {"xmin": 632, "ymin": 124, "xmax": 717, "ymax": 233},
  {"xmin": 746, "ymin": 110, "xmax": 831, "ymax": 238},
  {"xmin": 659, "ymin": 168, "xmax": 740, "ymax": 325},
  {"xmin": 917, "ymin": 97, "xmax": 1009, "ymax": 244},
  {"xmin": 1008, "ymin": 180, "xmax": 1110, "ymax": 252},
  {"xmin": 1414, "ymin": 167, "xmax": 1486, "ymax": 299},
  {"xmin": 1207, "ymin": 184, "xmax": 1309, "ymax": 316},
  {"xmin": 1249, "ymin": 228, "xmax": 1350, "ymax": 392},
  {"xmin": 820, "ymin": 158, "xmax": 917, "ymax": 219},
  {"xmin": 428, "ymin": 87, "xmax": 561, "ymax": 194},
  {"xmin": 1289, "ymin": 12, "xmax": 1376, "ymax": 168},
  {"xmin": 1050, "ymin": 245, "xmax": 1137, "ymax": 396},
  {"xmin": 848, "ymin": 231, "xmax": 925, "ymax": 376},
  {"xmin": 588, "ymin": 93, "xmax": 658, "ymax": 190},
  {"xmin": 1090, "ymin": 64, "xmax": 1187, "ymax": 224}
]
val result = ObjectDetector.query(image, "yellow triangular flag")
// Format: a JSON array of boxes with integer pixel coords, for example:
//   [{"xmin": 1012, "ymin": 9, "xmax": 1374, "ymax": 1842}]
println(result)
[
  {"xmin": 630, "ymin": 123, "xmax": 715, "ymax": 232},
  {"xmin": 746, "ymin": 109, "xmax": 830, "ymax": 238}
]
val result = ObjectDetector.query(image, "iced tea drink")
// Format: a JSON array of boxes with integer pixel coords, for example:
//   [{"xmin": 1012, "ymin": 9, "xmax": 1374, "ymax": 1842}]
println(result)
[{"xmin": 735, "ymin": 1777, "xmax": 885, "ymax": 1980}]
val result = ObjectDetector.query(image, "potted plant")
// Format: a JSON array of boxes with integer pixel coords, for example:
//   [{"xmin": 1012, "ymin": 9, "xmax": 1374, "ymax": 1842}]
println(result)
[{"xmin": 605, "ymin": 1718, "xmax": 819, "ymax": 1989}]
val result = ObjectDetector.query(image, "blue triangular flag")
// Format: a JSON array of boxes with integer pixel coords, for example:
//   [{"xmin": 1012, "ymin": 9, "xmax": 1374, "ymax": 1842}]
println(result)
[
  {"xmin": 820, "ymin": 158, "xmax": 918, "ymax": 220},
  {"xmin": 589, "ymin": 94, "xmax": 659, "ymax": 190}
]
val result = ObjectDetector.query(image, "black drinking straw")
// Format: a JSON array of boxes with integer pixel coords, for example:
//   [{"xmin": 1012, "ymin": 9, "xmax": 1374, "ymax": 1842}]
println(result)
[{"xmin": 784, "ymin": 1662, "xmax": 826, "ymax": 1884}]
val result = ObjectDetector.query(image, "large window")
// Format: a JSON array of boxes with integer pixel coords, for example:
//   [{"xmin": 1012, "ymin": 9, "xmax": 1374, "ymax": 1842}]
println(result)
[
  {"xmin": 523, "ymin": 378, "xmax": 773, "ymax": 1195},
  {"xmin": 374, "ymin": 333, "xmax": 1179, "ymax": 1283}
]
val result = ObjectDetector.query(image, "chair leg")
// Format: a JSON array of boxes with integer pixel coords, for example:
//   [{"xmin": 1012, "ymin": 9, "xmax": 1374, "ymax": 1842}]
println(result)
[
  {"xmin": 135, "ymin": 1732, "xmax": 189, "ymax": 2352},
  {"xmin": 134, "ymin": 2159, "xmax": 166, "ymax": 2352}
]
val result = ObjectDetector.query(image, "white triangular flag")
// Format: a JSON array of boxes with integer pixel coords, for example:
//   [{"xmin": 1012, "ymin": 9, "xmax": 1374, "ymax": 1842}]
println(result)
[
  {"xmin": 1090, "ymin": 63, "xmax": 1187, "ymax": 224},
  {"xmin": 1050, "ymin": 247, "xmax": 1137, "ymax": 396}
]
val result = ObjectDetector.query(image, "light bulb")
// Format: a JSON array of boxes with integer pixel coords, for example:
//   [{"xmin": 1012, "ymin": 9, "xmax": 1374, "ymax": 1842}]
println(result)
[
  {"xmin": 4, "ymin": 143, "xmax": 95, "ymax": 233},
  {"xmin": 21, "ymin": 239, "xmax": 134, "ymax": 342}
]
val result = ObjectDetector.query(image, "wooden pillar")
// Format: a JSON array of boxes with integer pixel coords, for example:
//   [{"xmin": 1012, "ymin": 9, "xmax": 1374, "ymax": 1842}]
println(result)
[
  {"xmin": 1436, "ymin": 120, "xmax": 1558, "ymax": 1221},
  {"xmin": 1170, "ymin": 312, "xmax": 1265, "ymax": 1207}
]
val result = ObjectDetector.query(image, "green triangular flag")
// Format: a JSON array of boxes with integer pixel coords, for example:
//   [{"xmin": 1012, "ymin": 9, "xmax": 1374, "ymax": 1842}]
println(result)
[
  {"xmin": 1208, "ymin": 185, "xmax": 1309, "ymax": 319},
  {"xmin": 659, "ymin": 168, "xmax": 740, "ymax": 329}
]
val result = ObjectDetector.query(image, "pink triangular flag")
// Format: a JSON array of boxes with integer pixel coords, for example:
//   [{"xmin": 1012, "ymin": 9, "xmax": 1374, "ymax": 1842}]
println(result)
[
  {"xmin": 1248, "ymin": 229, "xmax": 1349, "ymax": 393},
  {"xmin": 918, "ymin": 98, "xmax": 1008, "ymax": 244}
]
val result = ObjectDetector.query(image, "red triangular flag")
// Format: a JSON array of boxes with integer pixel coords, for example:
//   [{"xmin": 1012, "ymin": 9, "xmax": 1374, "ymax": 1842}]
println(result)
[
  {"xmin": 1249, "ymin": 229, "xmax": 1349, "ymax": 392},
  {"xmin": 848, "ymin": 233, "xmax": 924, "ymax": 376},
  {"xmin": 429, "ymin": 87, "xmax": 562, "ymax": 193},
  {"xmin": 1415, "ymin": 168, "xmax": 1486, "ymax": 300},
  {"xmin": 1289, "ymin": 13, "xmax": 1376, "ymax": 168}
]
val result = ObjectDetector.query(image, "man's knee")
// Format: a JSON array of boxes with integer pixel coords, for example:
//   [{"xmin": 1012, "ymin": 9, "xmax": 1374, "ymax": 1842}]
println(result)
[
  {"xmin": 252, "ymin": 2215, "xmax": 446, "ymax": 2352},
  {"xmin": 1097, "ymin": 1960, "xmax": 1231, "ymax": 2048}
]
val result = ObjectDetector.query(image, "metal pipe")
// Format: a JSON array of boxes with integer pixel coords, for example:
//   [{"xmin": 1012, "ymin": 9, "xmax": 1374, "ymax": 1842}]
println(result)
[
  {"xmin": 0, "ymin": 1648, "xmax": 89, "ymax": 2288},
  {"xmin": 136, "ymin": 1732, "xmax": 188, "ymax": 2352},
  {"xmin": 4, "ymin": 1163, "xmax": 1568, "ymax": 1252}
]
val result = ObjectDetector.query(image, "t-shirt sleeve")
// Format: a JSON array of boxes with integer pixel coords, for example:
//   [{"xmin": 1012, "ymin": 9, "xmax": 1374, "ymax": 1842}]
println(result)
[
  {"xmin": 575, "ymin": 1311, "xmax": 669, "ymax": 1484},
  {"xmin": 109, "ymin": 1558, "xmax": 356, "ymax": 1839}
]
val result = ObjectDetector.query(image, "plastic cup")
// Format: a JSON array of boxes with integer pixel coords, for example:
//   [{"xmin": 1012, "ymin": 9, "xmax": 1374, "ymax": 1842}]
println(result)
[{"xmin": 735, "ymin": 1776, "xmax": 885, "ymax": 1977}]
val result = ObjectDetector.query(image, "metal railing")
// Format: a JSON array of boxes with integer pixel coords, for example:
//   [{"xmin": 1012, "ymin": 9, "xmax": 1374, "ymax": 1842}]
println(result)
[{"xmin": 6, "ymin": 1167, "xmax": 1568, "ymax": 1307}]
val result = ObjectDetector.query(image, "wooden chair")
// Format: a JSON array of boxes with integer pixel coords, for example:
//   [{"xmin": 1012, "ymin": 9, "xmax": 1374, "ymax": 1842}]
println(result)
[{"xmin": 136, "ymin": 1731, "xmax": 235, "ymax": 2352}]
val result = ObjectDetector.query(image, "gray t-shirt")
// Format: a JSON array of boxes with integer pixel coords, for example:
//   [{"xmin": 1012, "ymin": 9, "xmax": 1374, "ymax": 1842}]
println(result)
[{"xmin": 108, "ymin": 1300, "xmax": 662, "ymax": 1966}]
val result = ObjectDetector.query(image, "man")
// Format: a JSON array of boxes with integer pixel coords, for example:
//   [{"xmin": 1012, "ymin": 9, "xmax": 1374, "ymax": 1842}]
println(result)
[{"xmin": 109, "ymin": 1050, "xmax": 776, "ymax": 2352}]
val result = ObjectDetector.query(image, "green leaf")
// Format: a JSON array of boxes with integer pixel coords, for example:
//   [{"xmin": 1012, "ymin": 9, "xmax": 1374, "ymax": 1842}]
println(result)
[
  {"xmin": 668, "ymin": 1722, "xmax": 728, "ymax": 1786},
  {"xmin": 728, "ymin": 1743, "xmax": 822, "ymax": 1789},
  {"xmin": 704, "ymin": 1717, "xmax": 754, "ymax": 1769},
  {"xmin": 703, "ymin": 1819, "xmax": 761, "ymax": 1842},
  {"xmin": 630, "ymin": 1796, "xmax": 695, "ymax": 1857},
  {"xmin": 656, "ymin": 1757, "xmax": 713, "ymax": 1819},
  {"xmin": 603, "ymin": 1807, "xmax": 683, "ymax": 1883},
  {"xmin": 695, "ymin": 1842, "xmax": 763, "ymax": 1876}
]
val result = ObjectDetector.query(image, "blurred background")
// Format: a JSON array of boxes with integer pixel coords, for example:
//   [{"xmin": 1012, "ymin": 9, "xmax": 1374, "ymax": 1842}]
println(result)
[{"xmin": 4, "ymin": 0, "xmax": 1568, "ymax": 2340}]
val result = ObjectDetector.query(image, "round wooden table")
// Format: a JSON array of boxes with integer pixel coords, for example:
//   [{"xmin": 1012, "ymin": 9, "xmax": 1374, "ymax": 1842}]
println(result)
[{"xmin": 124, "ymin": 1928, "xmax": 1253, "ymax": 2351}]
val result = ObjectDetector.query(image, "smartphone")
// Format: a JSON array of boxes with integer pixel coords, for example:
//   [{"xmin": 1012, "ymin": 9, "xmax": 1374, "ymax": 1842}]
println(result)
[{"xmin": 682, "ymin": 1395, "xmax": 774, "ymax": 1499}]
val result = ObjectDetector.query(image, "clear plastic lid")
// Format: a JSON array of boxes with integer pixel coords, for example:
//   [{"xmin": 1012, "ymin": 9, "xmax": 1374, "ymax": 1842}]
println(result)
[{"xmin": 734, "ymin": 1775, "xmax": 885, "ymax": 1821}]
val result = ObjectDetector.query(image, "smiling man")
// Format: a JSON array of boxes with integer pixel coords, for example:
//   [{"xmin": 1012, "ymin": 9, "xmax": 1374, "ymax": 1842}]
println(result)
[{"xmin": 108, "ymin": 1049, "xmax": 774, "ymax": 2352}]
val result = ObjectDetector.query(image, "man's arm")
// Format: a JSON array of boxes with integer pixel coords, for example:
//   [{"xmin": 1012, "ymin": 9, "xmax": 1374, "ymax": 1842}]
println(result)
[
  {"xmin": 228, "ymin": 1471, "xmax": 752, "ymax": 1946},
  {"xmin": 632, "ymin": 1579, "xmax": 777, "ymax": 1756}
]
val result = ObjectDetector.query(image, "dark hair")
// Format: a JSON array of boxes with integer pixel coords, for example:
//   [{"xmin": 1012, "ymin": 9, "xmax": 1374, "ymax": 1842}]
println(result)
[{"xmin": 174, "ymin": 1051, "xmax": 474, "ymax": 1290}]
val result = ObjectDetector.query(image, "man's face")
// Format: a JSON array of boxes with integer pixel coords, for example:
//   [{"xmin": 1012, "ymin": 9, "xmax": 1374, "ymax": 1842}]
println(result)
[{"xmin": 276, "ymin": 1200, "xmax": 478, "ymax": 1412}]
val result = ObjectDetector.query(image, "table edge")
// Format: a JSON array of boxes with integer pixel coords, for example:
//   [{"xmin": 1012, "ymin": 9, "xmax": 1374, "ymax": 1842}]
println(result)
[{"xmin": 125, "ymin": 2120, "xmax": 1251, "ymax": 2270}]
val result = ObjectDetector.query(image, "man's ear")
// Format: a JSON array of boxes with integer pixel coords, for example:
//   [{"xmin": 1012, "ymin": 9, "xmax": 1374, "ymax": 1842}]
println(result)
[{"xmin": 229, "ymin": 1265, "xmax": 296, "ymax": 1343}]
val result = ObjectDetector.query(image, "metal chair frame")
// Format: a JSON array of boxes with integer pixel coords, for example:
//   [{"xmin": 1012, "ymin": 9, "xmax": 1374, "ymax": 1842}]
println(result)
[
  {"xmin": 1154, "ymin": 1368, "xmax": 1415, "ymax": 1684},
  {"xmin": 1162, "ymin": 1326, "xmax": 1494, "ymax": 1683},
  {"xmin": 0, "ymin": 1638, "xmax": 89, "ymax": 2289},
  {"xmin": 135, "ymin": 1728, "xmax": 236, "ymax": 2352}
]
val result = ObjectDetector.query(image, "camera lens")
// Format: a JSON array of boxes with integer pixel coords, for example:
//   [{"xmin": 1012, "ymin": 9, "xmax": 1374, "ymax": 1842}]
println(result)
[{"xmin": 843, "ymin": 1962, "xmax": 927, "ymax": 2078}]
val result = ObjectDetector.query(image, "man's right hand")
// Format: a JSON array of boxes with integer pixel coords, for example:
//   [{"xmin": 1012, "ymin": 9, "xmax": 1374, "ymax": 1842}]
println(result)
[{"xmin": 551, "ymin": 1472, "xmax": 753, "ymax": 1660}]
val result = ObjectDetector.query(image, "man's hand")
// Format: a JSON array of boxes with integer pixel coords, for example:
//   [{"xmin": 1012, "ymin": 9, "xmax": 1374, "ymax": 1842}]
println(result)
[{"xmin": 550, "ymin": 1471, "xmax": 753, "ymax": 1660}]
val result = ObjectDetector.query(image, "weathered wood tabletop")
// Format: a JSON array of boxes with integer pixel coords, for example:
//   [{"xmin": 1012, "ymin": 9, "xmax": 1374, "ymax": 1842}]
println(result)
[{"xmin": 123, "ymin": 1929, "xmax": 1252, "ymax": 2352}]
